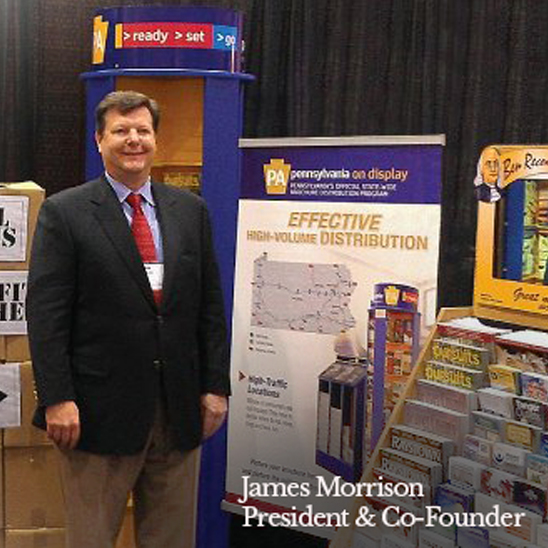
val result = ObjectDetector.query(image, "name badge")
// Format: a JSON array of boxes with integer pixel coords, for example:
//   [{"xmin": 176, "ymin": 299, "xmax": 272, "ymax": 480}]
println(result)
[{"xmin": 144, "ymin": 263, "xmax": 164, "ymax": 291}]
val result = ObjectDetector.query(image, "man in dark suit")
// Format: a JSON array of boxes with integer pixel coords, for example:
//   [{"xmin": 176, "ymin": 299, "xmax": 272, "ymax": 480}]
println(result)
[{"xmin": 26, "ymin": 90, "xmax": 230, "ymax": 548}]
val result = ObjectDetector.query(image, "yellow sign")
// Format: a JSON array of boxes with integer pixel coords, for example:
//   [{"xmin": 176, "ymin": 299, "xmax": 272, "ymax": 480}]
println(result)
[
  {"xmin": 384, "ymin": 285, "xmax": 400, "ymax": 307},
  {"xmin": 475, "ymin": 145, "xmax": 548, "ymax": 201},
  {"xmin": 263, "ymin": 159, "xmax": 290, "ymax": 195},
  {"xmin": 92, "ymin": 16, "xmax": 109, "ymax": 65},
  {"xmin": 115, "ymin": 23, "xmax": 124, "ymax": 49},
  {"xmin": 423, "ymin": 361, "xmax": 477, "ymax": 390},
  {"xmin": 473, "ymin": 145, "xmax": 548, "ymax": 328},
  {"xmin": 431, "ymin": 340, "xmax": 484, "ymax": 370}
]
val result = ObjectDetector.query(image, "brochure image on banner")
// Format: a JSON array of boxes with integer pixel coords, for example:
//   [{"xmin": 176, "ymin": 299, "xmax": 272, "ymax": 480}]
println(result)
[
  {"xmin": 225, "ymin": 138, "xmax": 443, "ymax": 533},
  {"xmin": 251, "ymin": 253, "xmax": 357, "ymax": 334},
  {"xmin": 0, "ymin": 196, "xmax": 29, "ymax": 262},
  {"xmin": 227, "ymin": 200, "xmax": 440, "ymax": 515}
]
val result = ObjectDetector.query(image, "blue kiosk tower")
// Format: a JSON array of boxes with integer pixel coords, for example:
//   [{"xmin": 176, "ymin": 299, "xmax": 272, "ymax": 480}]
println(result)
[{"xmin": 81, "ymin": 6, "xmax": 252, "ymax": 548}]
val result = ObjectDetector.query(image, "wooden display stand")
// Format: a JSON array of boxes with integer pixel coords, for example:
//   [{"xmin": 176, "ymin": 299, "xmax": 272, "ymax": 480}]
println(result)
[{"xmin": 329, "ymin": 307, "xmax": 471, "ymax": 548}]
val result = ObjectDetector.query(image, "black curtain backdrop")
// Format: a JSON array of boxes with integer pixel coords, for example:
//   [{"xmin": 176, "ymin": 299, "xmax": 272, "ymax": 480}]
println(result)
[
  {"xmin": 7, "ymin": 0, "xmax": 548, "ymax": 310},
  {"xmin": 4, "ymin": 1, "xmax": 548, "ymax": 546}
]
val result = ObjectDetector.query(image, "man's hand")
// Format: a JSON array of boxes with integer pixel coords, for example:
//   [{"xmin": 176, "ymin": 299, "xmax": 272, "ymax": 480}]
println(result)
[
  {"xmin": 201, "ymin": 393, "xmax": 228, "ymax": 440},
  {"xmin": 45, "ymin": 401, "xmax": 81, "ymax": 450}
]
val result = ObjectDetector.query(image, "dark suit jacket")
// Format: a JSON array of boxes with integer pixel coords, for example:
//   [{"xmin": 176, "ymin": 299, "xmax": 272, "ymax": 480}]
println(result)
[{"xmin": 26, "ymin": 176, "xmax": 230, "ymax": 455}]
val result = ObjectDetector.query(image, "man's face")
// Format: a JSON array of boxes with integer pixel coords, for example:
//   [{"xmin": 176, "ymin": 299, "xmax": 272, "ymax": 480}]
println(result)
[
  {"xmin": 95, "ymin": 106, "xmax": 157, "ymax": 189},
  {"xmin": 481, "ymin": 148, "xmax": 500, "ymax": 187}
]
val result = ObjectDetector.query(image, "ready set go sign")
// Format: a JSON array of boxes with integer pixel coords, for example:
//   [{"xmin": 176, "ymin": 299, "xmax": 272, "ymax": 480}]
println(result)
[{"xmin": 113, "ymin": 22, "xmax": 238, "ymax": 50}]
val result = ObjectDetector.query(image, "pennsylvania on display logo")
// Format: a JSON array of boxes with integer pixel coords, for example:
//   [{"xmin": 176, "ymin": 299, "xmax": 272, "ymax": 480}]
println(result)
[{"xmin": 263, "ymin": 159, "xmax": 291, "ymax": 195}]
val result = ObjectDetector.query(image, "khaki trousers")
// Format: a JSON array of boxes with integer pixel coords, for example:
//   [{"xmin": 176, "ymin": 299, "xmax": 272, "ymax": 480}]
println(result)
[{"xmin": 56, "ymin": 403, "xmax": 201, "ymax": 548}]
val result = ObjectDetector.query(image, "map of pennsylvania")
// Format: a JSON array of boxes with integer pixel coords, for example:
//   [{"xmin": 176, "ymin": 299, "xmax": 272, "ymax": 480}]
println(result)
[{"xmin": 251, "ymin": 253, "xmax": 357, "ymax": 334}]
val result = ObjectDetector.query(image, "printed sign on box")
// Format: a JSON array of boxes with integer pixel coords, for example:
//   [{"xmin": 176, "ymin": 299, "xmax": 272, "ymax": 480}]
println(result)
[
  {"xmin": 0, "ymin": 363, "xmax": 21, "ymax": 428},
  {"xmin": 0, "ymin": 196, "xmax": 29, "ymax": 262},
  {"xmin": 0, "ymin": 271, "xmax": 27, "ymax": 335}
]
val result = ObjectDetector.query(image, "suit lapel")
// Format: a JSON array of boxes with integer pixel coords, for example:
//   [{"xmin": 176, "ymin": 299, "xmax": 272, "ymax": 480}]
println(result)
[{"xmin": 90, "ymin": 177, "xmax": 157, "ymax": 310}]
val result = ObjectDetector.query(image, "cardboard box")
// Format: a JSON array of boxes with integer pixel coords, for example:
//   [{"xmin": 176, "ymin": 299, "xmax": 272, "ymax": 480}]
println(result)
[
  {"xmin": 5, "ymin": 528, "xmax": 65, "ymax": 548},
  {"xmin": 4, "ymin": 362, "xmax": 49, "ymax": 447},
  {"xmin": 0, "ymin": 446, "xmax": 5, "ymax": 532},
  {"xmin": 2, "ymin": 337, "xmax": 30, "ymax": 363},
  {"xmin": 0, "ymin": 183, "xmax": 44, "ymax": 354},
  {"xmin": 4, "ymin": 446, "xmax": 63, "ymax": 528},
  {"xmin": 0, "ymin": 336, "xmax": 31, "ymax": 363},
  {"xmin": 0, "ymin": 182, "xmax": 44, "ymax": 270}
]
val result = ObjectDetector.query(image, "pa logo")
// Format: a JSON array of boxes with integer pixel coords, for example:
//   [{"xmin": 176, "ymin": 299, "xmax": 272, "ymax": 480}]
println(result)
[{"xmin": 263, "ymin": 159, "xmax": 291, "ymax": 195}]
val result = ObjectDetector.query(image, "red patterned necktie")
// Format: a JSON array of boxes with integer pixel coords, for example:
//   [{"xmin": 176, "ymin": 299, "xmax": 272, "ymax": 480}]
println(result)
[{"xmin": 126, "ymin": 193, "xmax": 162, "ymax": 305}]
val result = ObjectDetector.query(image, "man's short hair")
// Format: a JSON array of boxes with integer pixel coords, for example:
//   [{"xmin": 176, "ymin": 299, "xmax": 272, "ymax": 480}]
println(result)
[{"xmin": 95, "ymin": 90, "xmax": 160, "ymax": 135}]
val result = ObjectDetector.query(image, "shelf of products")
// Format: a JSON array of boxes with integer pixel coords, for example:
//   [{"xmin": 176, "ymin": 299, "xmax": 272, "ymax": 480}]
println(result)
[
  {"xmin": 502, "ymin": 179, "xmax": 548, "ymax": 284},
  {"xmin": 333, "ymin": 308, "xmax": 548, "ymax": 548}
]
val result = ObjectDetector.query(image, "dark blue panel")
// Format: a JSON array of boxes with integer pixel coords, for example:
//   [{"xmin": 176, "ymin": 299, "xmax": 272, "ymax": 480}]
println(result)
[
  {"xmin": 198, "ymin": 76, "xmax": 243, "ymax": 548},
  {"xmin": 82, "ymin": 68, "xmax": 253, "ymax": 82},
  {"xmin": 241, "ymin": 145, "xmax": 443, "ymax": 204},
  {"xmin": 503, "ymin": 181, "xmax": 526, "ymax": 280},
  {"xmin": 371, "ymin": 317, "xmax": 387, "ymax": 450},
  {"xmin": 202, "ymin": 77, "xmax": 242, "ymax": 323}
]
